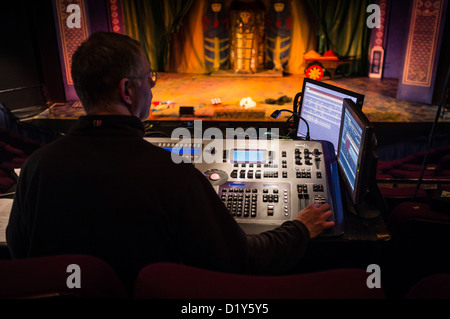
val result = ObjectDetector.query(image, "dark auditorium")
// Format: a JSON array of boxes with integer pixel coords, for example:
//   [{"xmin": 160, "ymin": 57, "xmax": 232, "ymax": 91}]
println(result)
[{"xmin": 0, "ymin": 0, "xmax": 450, "ymax": 307}]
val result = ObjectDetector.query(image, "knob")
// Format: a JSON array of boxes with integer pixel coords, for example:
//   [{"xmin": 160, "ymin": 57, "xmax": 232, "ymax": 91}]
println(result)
[{"xmin": 209, "ymin": 172, "xmax": 221, "ymax": 181}]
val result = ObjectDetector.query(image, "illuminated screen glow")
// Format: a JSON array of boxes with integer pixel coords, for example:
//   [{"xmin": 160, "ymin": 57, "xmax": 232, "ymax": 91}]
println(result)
[
  {"xmin": 163, "ymin": 147, "xmax": 201, "ymax": 155},
  {"xmin": 338, "ymin": 108, "xmax": 362, "ymax": 191},
  {"xmin": 232, "ymin": 149, "xmax": 265, "ymax": 164},
  {"xmin": 297, "ymin": 81, "xmax": 359, "ymax": 152}
]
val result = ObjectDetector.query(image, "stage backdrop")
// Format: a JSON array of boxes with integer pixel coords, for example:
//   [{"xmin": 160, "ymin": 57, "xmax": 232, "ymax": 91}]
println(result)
[{"xmin": 121, "ymin": 0, "xmax": 371, "ymax": 75}]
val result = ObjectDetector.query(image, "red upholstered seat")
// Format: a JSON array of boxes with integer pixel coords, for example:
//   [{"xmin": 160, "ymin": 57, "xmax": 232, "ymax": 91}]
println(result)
[
  {"xmin": 387, "ymin": 202, "xmax": 450, "ymax": 231},
  {"xmin": 405, "ymin": 274, "xmax": 450, "ymax": 299},
  {"xmin": 0, "ymin": 176, "xmax": 15, "ymax": 193},
  {"xmin": 377, "ymin": 145, "xmax": 450, "ymax": 181},
  {"xmin": 133, "ymin": 263, "xmax": 386, "ymax": 299},
  {"xmin": 0, "ymin": 255, "xmax": 128, "ymax": 299},
  {"xmin": 384, "ymin": 201, "xmax": 450, "ymax": 298},
  {"xmin": 0, "ymin": 158, "xmax": 27, "ymax": 170}
]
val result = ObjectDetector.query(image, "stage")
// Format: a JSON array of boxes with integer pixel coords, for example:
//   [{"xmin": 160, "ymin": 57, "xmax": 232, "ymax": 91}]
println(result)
[{"xmin": 32, "ymin": 73, "xmax": 449, "ymax": 124}]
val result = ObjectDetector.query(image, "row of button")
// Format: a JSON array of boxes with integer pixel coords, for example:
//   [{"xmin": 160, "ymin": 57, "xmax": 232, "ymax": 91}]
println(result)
[
  {"xmin": 295, "ymin": 148, "xmax": 321, "ymax": 155},
  {"xmin": 313, "ymin": 184, "xmax": 325, "ymax": 192},
  {"xmin": 314, "ymin": 195, "xmax": 327, "ymax": 204},
  {"xmin": 263, "ymin": 194, "xmax": 279, "ymax": 203},
  {"xmin": 231, "ymin": 170, "xmax": 285, "ymax": 179},
  {"xmin": 267, "ymin": 204, "xmax": 289, "ymax": 217},
  {"xmin": 223, "ymin": 193, "xmax": 258, "ymax": 218},
  {"xmin": 221, "ymin": 187, "xmax": 290, "ymax": 218},
  {"xmin": 286, "ymin": 148, "xmax": 321, "ymax": 157},
  {"xmin": 296, "ymin": 184, "xmax": 324, "ymax": 193},
  {"xmin": 230, "ymin": 170, "xmax": 319, "ymax": 179},
  {"xmin": 222, "ymin": 187, "xmax": 286, "ymax": 195},
  {"xmin": 294, "ymin": 148, "xmax": 322, "ymax": 166},
  {"xmin": 157, "ymin": 143, "xmax": 202, "ymax": 148},
  {"xmin": 222, "ymin": 188, "xmax": 257, "ymax": 193},
  {"xmin": 233, "ymin": 163, "xmax": 278, "ymax": 168},
  {"xmin": 297, "ymin": 184, "xmax": 325, "ymax": 199},
  {"xmin": 230, "ymin": 170, "xmax": 261, "ymax": 179},
  {"xmin": 223, "ymin": 193, "xmax": 257, "ymax": 200}
]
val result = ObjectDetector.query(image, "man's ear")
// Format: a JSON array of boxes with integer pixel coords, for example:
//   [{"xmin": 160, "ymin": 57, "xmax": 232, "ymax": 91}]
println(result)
[{"xmin": 119, "ymin": 78, "xmax": 133, "ymax": 105}]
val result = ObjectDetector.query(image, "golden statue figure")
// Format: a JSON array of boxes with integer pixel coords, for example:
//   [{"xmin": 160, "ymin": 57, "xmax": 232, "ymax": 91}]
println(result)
[{"xmin": 234, "ymin": 10, "xmax": 256, "ymax": 73}]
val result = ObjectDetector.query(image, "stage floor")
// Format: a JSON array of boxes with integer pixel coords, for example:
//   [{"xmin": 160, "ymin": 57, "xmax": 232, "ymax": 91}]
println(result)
[{"xmin": 35, "ymin": 73, "xmax": 449, "ymax": 123}]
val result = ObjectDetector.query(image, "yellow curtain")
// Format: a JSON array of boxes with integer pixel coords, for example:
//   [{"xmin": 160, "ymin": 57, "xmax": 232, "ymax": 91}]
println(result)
[
  {"xmin": 285, "ymin": 0, "xmax": 318, "ymax": 74},
  {"xmin": 122, "ymin": 0, "xmax": 160, "ymax": 70},
  {"xmin": 122, "ymin": 0, "xmax": 194, "ymax": 71},
  {"xmin": 166, "ymin": 1, "xmax": 207, "ymax": 73}
]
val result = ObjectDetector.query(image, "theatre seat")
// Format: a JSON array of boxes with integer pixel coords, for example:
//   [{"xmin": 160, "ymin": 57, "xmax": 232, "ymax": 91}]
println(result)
[
  {"xmin": 405, "ymin": 273, "xmax": 450, "ymax": 299},
  {"xmin": 0, "ymin": 103, "xmax": 60, "ymax": 145},
  {"xmin": 133, "ymin": 263, "xmax": 386, "ymax": 299},
  {"xmin": 0, "ymin": 175, "xmax": 15, "ymax": 194},
  {"xmin": 0, "ymin": 103, "xmax": 61, "ymax": 190},
  {"xmin": 383, "ymin": 202, "xmax": 450, "ymax": 298},
  {"xmin": 0, "ymin": 254, "xmax": 128, "ymax": 299},
  {"xmin": 377, "ymin": 145, "xmax": 450, "ymax": 181}
]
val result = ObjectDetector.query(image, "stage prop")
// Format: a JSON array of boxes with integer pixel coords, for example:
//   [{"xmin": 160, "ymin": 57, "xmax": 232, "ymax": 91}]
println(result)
[
  {"xmin": 303, "ymin": 50, "xmax": 353, "ymax": 81},
  {"xmin": 229, "ymin": 0, "xmax": 266, "ymax": 74},
  {"xmin": 265, "ymin": 0, "xmax": 292, "ymax": 72},
  {"xmin": 234, "ymin": 9, "xmax": 256, "ymax": 73},
  {"xmin": 203, "ymin": 0, "xmax": 230, "ymax": 72},
  {"xmin": 208, "ymin": 0, "xmax": 287, "ymax": 77}
]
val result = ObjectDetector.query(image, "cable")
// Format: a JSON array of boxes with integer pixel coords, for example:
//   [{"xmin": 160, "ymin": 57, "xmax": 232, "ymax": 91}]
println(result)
[
  {"xmin": 293, "ymin": 92, "xmax": 310, "ymax": 139},
  {"xmin": 270, "ymin": 109, "xmax": 310, "ymax": 140},
  {"xmin": 293, "ymin": 92, "xmax": 302, "ymax": 114}
]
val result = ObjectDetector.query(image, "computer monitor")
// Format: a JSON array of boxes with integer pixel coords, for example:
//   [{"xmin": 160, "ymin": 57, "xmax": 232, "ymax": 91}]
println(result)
[
  {"xmin": 296, "ymin": 78, "xmax": 364, "ymax": 152},
  {"xmin": 337, "ymin": 98, "xmax": 379, "ymax": 218}
]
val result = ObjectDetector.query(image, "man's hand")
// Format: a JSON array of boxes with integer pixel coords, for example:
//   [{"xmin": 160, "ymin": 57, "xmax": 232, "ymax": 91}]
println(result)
[{"xmin": 295, "ymin": 203, "xmax": 335, "ymax": 238}]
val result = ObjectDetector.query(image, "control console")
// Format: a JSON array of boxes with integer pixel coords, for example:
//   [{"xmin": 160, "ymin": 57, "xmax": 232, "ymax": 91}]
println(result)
[{"xmin": 145, "ymin": 138, "xmax": 344, "ymax": 236}]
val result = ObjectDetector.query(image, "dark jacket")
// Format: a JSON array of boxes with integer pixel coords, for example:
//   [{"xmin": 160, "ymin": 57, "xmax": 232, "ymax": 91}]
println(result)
[{"xmin": 7, "ymin": 115, "xmax": 309, "ymax": 291}]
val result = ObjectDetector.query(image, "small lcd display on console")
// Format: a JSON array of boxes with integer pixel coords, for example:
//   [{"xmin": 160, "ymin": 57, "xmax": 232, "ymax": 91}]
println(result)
[
  {"xmin": 229, "ymin": 184, "xmax": 246, "ymax": 187},
  {"xmin": 163, "ymin": 147, "xmax": 202, "ymax": 155},
  {"xmin": 232, "ymin": 149, "xmax": 265, "ymax": 164}
]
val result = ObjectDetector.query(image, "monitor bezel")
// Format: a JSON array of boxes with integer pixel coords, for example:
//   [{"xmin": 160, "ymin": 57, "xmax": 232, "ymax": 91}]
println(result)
[
  {"xmin": 337, "ymin": 98, "xmax": 374, "ymax": 205},
  {"xmin": 295, "ymin": 78, "xmax": 365, "ymax": 142}
]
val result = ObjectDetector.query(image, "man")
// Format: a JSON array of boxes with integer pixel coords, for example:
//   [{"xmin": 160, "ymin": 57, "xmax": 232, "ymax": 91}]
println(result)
[{"xmin": 7, "ymin": 32, "xmax": 334, "ymax": 292}]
